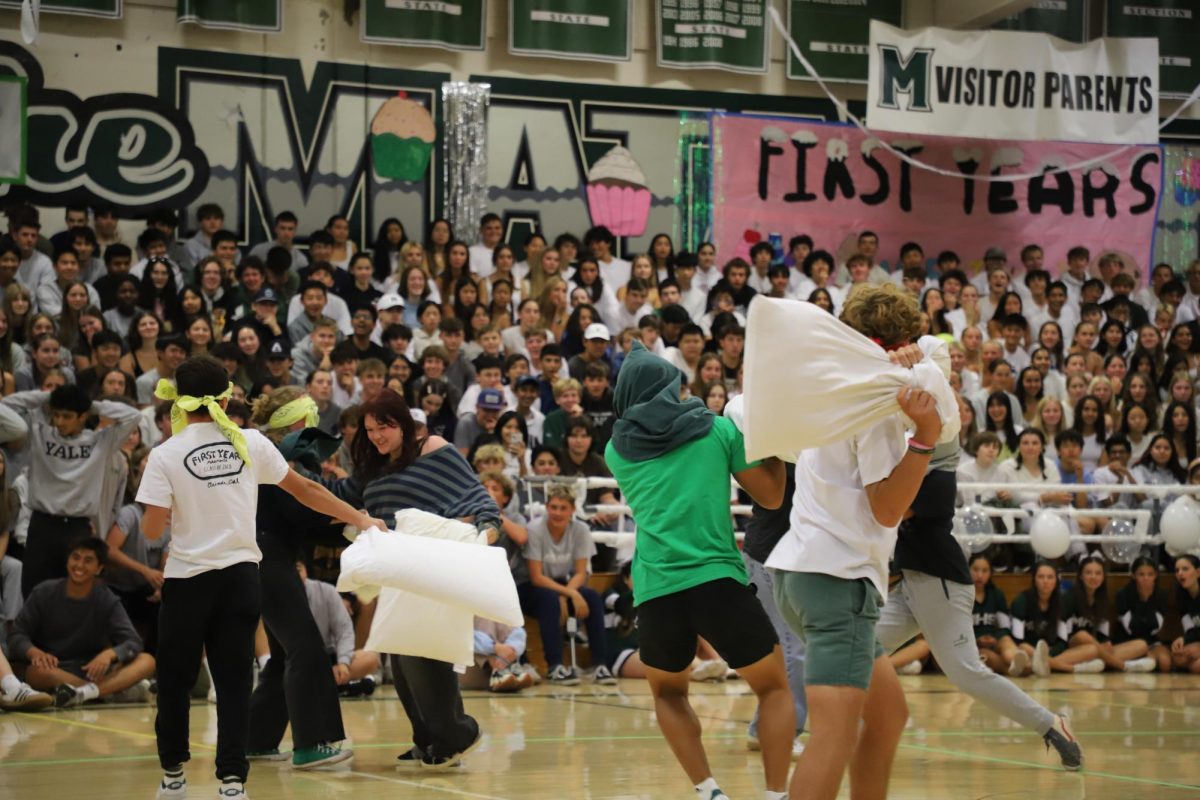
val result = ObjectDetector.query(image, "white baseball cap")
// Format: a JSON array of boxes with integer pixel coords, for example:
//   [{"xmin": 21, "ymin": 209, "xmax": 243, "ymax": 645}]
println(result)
[
  {"xmin": 584, "ymin": 322, "xmax": 611, "ymax": 341},
  {"xmin": 410, "ymin": 409, "xmax": 428, "ymax": 426},
  {"xmin": 378, "ymin": 293, "xmax": 405, "ymax": 310}
]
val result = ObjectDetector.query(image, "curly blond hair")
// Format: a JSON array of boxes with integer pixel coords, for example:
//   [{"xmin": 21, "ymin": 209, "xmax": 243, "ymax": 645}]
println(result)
[
  {"xmin": 250, "ymin": 385, "xmax": 306, "ymax": 443},
  {"xmin": 839, "ymin": 282, "xmax": 921, "ymax": 347}
]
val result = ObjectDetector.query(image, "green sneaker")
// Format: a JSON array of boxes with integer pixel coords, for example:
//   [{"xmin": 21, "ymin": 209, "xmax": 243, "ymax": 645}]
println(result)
[
  {"xmin": 246, "ymin": 748, "xmax": 289, "ymax": 762},
  {"xmin": 292, "ymin": 742, "xmax": 353, "ymax": 770}
]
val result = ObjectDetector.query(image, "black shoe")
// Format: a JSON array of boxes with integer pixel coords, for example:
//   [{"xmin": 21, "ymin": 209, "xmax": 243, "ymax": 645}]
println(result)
[
  {"xmin": 1044, "ymin": 716, "xmax": 1083, "ymax": 771},
  {"xmin": 53, "ymin": 683, "xmax": 82, "ymax": 708},
  {"xmin": 396, "ymin": 747, "xmax": 424, "ymax": 769},
  {"xmin": 420, "ymin": 727, "xmax": 482, "ymax": 771},
  {"xmin": 360, "ymin": 676, "xmax": 376, "ymax": 697}
]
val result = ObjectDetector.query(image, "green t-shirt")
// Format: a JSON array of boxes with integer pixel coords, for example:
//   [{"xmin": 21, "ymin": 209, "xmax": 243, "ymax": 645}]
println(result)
[{"xmin": 605, "ymin": 416, "xmax": 755, "ymax": 606}]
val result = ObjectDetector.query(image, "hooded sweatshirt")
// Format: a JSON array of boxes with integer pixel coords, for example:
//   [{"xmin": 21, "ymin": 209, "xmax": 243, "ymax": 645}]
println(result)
[{"xmin": 605, "ymin": 343, "xmax": 755, "ymax": 605}]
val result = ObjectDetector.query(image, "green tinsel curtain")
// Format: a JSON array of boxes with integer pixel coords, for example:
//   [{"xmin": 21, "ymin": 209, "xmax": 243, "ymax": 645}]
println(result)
[
  {"xmin": 675, "ymin": 112, "xmax": 713, "ymax": 252},
  {"xmin": 1155, "ymin": 145, "xmax": 1200, "ymax": 270}
]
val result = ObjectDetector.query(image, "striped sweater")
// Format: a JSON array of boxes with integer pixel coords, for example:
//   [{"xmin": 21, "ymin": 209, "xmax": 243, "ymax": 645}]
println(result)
[{"xmin": 336, "ymin": 444, "xmax": 500, "ymax": 534}]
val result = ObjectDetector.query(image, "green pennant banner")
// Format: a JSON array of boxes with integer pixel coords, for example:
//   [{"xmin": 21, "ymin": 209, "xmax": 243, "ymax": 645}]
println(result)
[
  {"xmin": 1106, "ymin": 1, "xmax": 1200, "ymax": 99},
  {"xmin": 177, "ymin": 0, "xmax": 281, "ymax": 32},
  {"xmin": 509, "ymin": 0, "xmax": 631, "ymax": 62},
  {"xmin": 0, "ymin": 0, "xmax": 120, "ymax": 17},
  {"xmin": 362, "ymin": 0, "xmax": 487, "ymax": 51},
  {"xmin": 991, "ymin": 0, "xmax": 1087, "ymax": 43},
  {"xmin": 787, "ymin": 0, "xmax": 904, "ymax": 84},
  {"xmin": 0, "ymin": 76, "xmax": 27, "ymax": 184},
  {"xmin": 656, "ymin": 0, "xmax": 769, "ymax": 74}
]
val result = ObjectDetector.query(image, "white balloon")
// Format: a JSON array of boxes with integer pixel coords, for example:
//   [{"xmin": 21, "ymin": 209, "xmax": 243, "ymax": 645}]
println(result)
[
  {"xmin": 958, "ymin": 504, "xmax": 993, "ymax": 553},
  {"xmin": 1030, "ymin": 510, "xmax": 1071, "ymax": 559},
  {"xmin": 1100, "ymin": 518, "xmax": 1140, "ymax": 565},
  {"xmin": 1161, "ymin": 497, "xmax": 1200, "ymax": 557}
]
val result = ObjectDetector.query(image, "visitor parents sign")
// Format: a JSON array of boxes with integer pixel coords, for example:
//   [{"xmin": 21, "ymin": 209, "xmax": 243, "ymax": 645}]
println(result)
[{"xmin": 866, "ymin": 22, "xmax": 1159, "ymax": 145}]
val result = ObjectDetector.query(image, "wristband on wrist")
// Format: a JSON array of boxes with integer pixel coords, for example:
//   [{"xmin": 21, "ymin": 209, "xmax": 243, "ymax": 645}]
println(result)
[{"xmin": 907, "ymin": 438, "xmax": 935, "ymax": 455}]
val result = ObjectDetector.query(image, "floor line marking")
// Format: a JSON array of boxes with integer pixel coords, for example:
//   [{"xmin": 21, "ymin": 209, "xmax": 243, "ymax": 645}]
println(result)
[
  {"xmin": 9, "ymin": 710, "xmax": 215, "ymax": 751},
  {"xmin": 899, "ymin": 742, "xmax": 1200, "ymax": 792},
  {"xmin": 334, "ymin": 769, "xmax": 514, "ymax": 800}
]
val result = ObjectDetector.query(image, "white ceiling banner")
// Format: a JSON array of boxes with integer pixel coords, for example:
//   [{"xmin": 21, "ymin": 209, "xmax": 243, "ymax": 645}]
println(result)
[{"xmin": 865, "ymin": 21, "xmax": 1159, "ymax": 145}]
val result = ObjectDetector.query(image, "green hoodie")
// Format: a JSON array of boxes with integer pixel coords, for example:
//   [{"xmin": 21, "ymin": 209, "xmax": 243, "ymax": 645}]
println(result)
[{"xmin": 606, "ymin": 343, "xmax": 755, "ymax": 605}]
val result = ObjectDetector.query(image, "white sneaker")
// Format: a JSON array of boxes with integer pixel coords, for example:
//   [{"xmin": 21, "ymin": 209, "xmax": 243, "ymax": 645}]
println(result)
[
  {"xmin": 896, "ymin": 661, "xmax": 922, "ymax": 675},
  {"xmin": 216, "ymin": 778, "xmax": 246, "ymax": 798},
  {"xmin": 0, "ymin": 683, "xmax": 53, "ymax": 712},
  {"xmin": 109, "ymin": 679, "xmax": 152, "ymax": 704},
  {"xmin": 689, "ymin": 659, "xmax": 728, "ymax": 682},
  {"xmin": 792, "ymin": 737, "xmax": 805, "ymax": 758},
  {"xmin": 745, "ymin": 734, "xmax": 805, "ymax": 757},
  {"xmin": 1123, "ymin": 657, "xmax": 1156, "ymax": 673},
  {"xmin": 546, "ymin": 665, "xmax": 580, "ymax": 686},
  {"xmin": 156, "ymin": 772, "xmax": 187, "ymax": 799},
  {"xmin": 1032, "ymin": 640, "xmax": 1051, "ymax": 677},
  {"xmin": 1073, "ymin": 659, "xmax": 1106, "ymax": 674},
  {"xmin": 591, "ymin": 665, "xmax": 618, "ymax": 686},
  {"xmin": 1008, "ymin": 650, "xmax": 1031, "ymax": 677}
]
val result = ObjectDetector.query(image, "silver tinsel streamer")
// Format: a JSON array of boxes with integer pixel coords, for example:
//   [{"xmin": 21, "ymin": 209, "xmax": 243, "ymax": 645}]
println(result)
[{"xmin": 442, "ymin": 82, "xmax": 490, "ymax": 245}]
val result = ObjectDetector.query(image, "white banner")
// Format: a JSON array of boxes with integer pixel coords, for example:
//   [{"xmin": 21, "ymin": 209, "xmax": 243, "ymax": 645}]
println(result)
[{"xmin": 866, "ymin": 21, "xmax": 1159, "ymax": 145}]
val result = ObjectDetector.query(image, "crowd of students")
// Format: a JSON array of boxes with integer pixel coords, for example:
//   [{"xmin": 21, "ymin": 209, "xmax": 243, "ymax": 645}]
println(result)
[{"xmin": 0, "ymin": 199, "xmax": 1198, "ymax": 713}]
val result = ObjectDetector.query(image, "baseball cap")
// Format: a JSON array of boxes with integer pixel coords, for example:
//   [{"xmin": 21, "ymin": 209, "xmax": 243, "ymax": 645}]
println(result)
[
  {"xmin": 984, "ymin": 246, "xmax": 1006, "ymax": 261},
  {"xmin": 516, "ymin": 375, "xmax": 539, "ymax": 389},
  {"xmin": 254, "ymin": 287, "xmax": 280, "ymax": 305},
  {"xmin": 266, "ymin": 339, "xmax": 288, "ymax": 360},
  {"xmin": 409, "ymin": 408, "xmax": 428, "ymax": 426},
  {"xmin": 584, "ymin": 322, "xmax": 611, "ymax": 341},
  {"xmin": 477, "ymin": 387, "xmax": 506, "ymax": 410},
  {"xmin": 378, "ymin": 293, "xmax": 404, "ymax": 310}
]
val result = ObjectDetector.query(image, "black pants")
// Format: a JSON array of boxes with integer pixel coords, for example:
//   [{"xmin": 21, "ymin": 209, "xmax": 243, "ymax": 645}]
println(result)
[
  {"xmin": 155, "ymin": 563, "xmax": 261, "ymax": 781},
  {"xmin": 112, "ymin": 585, "xmax": 161, "ymax": 655},
  {"xmin": 247, "ymin": 535, "xmax": 345, "ymax": 751},
  {"xmin": 22, "ymin": 512, "xmax": 91, "ymax": 597},
  {"xmin": 390, "ymin": 655, "xmax": 478, "ymax": 759}
]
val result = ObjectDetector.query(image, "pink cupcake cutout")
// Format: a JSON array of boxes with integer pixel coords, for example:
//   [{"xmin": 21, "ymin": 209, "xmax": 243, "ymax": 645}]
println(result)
[{"xmin": 586, "ymin": 145, "xmax": 651, "ymax": 237}]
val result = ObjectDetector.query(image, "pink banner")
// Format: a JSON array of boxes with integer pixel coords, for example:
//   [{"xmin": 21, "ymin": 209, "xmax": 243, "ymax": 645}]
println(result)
[{"xmin": 712, "ymin": 113, "xmax": 1163, "ymax": 280}]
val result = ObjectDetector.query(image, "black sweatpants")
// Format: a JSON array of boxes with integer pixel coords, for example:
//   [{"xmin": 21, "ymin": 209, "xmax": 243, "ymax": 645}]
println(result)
[
  {"xmin": 155, "ymin": 562, "xmax": 261, "ymax": 781},
  {"xmin": 22, "ymin": 512, "xmax": 92, "ymax": 597},
  {"xmin": 391, "ymin": 655, "xmax": 479, "ymax": 760},
  {"xmin": 247, "ymin": 535, "xmax": 345, "ymax": 751}
]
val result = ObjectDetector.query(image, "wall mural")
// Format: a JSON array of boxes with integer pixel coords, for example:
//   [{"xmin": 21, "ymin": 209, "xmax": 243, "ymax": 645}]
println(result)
[{"xmin": 0, "ymin": 40, "xmax": 836, "ymax": 256}]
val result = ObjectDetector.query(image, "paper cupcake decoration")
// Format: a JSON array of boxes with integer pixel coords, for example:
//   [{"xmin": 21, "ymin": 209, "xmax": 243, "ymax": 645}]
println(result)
[
  {"xmin": 371, "ymin": 92, "xmax": 436, "ymax": 182},
  {"xmin": 586, "ymin": 145, "xmax": 651, "ymax": 237}
]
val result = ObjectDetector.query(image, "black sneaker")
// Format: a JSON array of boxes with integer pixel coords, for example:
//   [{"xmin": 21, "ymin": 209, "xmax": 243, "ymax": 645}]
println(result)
[
  {"xmin": 1043, "ymin": 715, "xmax": 1083, "ymax": 771},
  {"xmin": 396, "ymin": 747, "xmax": 424, "ymax": 769},
  {"xmin": 53, "ymin": 683, "xmax": 81, "ymax": 708},
  {"xmin": 420, "ymin": 726, "xmax": 482, "ymax": 771}
]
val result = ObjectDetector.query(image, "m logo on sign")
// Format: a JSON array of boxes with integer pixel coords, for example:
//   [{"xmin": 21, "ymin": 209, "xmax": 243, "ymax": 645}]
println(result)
[{"xmin": 876, "ymin": 44, "xmax": 934, "ymax": 112}]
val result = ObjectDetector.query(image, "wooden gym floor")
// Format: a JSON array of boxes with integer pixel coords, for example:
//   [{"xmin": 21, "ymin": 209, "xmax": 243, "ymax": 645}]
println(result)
[{"xmin": 0, "ymin": 673, "xmax": 1196, "ymax": 799}]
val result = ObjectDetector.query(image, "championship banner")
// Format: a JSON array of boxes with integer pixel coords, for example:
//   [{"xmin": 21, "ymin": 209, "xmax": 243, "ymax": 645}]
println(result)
[
  {"xmin": 991, "ymin": 0, "xmax": 1086, "ymax": 43},
  {"xmin": 866, "ymin": 22, "xmax": 1159, "ymax": 145},
  {"xmin": 0, "ymin": 0, "xmax": 120, "ymax": 17},
  {"xmin": 657, "ymin": 0, "xmax": 769, "ymax": 74},
  {"xmin": 177, "ymin": 0, "xmax": 280, "ymax": 32},
  {"xmin": 711, "ymin": 113, "xmax": 1163, "ymax": 279},
  {"xmin": 787, "ymin": 0, "xmax": 903, "ymax": 84},
  {"xmin": 0, "ymin": 75, "xmax": 27, "ymax": 184},
  {"xmin": 510, "ymin": 0, "xmax": 631, "ymax": 63},
  {"xmin": 362, "ymin": 0, "xmax": 486, "ymax": 52},
  {"xmin": 1106, "ymin": 1, "xmax": 1200, "ymax": 99}
]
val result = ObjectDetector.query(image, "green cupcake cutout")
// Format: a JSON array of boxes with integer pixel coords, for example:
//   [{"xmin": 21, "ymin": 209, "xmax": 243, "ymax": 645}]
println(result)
[{"xmin": 371, "ymin": 93, "xmax": 435, "ymax": 182}]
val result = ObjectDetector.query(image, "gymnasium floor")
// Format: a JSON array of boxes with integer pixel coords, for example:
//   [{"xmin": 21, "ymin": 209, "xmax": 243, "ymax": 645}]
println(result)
[{"xmin": 1, "ymin": 673, "xmax": 1196, "ymax": 799}]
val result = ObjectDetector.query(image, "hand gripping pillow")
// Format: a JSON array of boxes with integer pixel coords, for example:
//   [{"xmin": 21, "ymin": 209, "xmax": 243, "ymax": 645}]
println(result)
[{"xmin": 741, "ymin": 296, "xmax": 959, "ymax": 462}]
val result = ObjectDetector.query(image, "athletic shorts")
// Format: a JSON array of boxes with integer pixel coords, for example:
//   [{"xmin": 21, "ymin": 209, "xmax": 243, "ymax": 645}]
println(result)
[
  {"xmin": 636, "ymin": 578, "xmax": 778, "ymax": 674},
  {"xmin": 773, "ymin": 571, "xmax": 884, "ymax": 690}
]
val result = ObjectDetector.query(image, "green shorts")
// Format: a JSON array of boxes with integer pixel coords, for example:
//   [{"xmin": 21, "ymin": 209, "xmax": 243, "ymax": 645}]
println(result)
[{"xmin": 772, "ymin": 570, "xmax": 884, "ymax": 690}]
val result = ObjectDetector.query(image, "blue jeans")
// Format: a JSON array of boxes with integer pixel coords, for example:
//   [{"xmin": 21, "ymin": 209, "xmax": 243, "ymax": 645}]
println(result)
[{"xmin": 744, "ymin": 553, "xmax": 807, "ymax": 736}]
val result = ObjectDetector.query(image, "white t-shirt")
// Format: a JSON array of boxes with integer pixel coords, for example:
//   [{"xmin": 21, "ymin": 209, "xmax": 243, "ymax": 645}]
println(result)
[
  {"xmin": 767, "ymin": 416, "xmax": 906, "ymax": 597},
  {"xmin": 599, "ymin": 256, "xmax": 631, "ymax": 289},
  {"xmin": 137, "ymin": 422, "xmax": 289, "ymax": 579},
  {"xmin": 470, "ymin": 244, "xmax": 497, "ymax": 279}
]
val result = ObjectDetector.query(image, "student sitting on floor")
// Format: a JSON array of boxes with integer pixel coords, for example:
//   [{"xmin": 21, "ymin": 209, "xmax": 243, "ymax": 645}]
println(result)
[
  {"xmin": 463, "ymin": 617, "xmax": 532, "ymax": 693},
  {"xmin": 10, "ymin": 537, "xmax": 156, "ymax": 706},
  {"xmin": 296, "ymin": 561, "xmax": 380, "ymax": 697}
]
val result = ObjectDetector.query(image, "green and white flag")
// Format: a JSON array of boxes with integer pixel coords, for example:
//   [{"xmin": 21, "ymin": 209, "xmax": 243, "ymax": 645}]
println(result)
[
  {"xmin": 177, "ymin": 0, "xmax": 281, "ymax": 32},
  {"xmin": 656, "ymin": 0, "xmax": 769, "ymax": 74},
  {"xmin": 0, "ymin": 0, "xmax": 120, "ymax": 18},
  {"xmin": 1106, "ymin": 1, "xmax": 1200, "ymax": 99},
  {"xmin": 362, "ymin": 0, "xmax": 487, "ymax": 52},
  {"xmin": 509, "ymin": 0, "xmax": 631, "ymax": 62},
  {"xmin": 0, "ymin": 75, "xmax": 28, "ymax": 184},
  {"xmin": 991, "ymin": 0, "xmax": 1087, "ymax": 43},
  {"xmin": 787, "ymin": 0, "xmax": 904, "ymax": 84}
]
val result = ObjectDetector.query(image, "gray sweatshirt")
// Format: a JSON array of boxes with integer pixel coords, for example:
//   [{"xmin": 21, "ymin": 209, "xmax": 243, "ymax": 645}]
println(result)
[
  {"xmin": 10, "ymin": 578, "xmax": 143, "ymax": 664},
  {"xmin": 304, "ymin": 578, "xmax": 354, "ymax": 666},
  {"xmin": 0, "ymin": 391, "xmax": 141, "ymax": 517}
]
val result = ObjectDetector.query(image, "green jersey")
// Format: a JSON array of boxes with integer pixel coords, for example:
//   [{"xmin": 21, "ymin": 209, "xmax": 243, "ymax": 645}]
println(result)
[{"xmin": 605, "ymin": 416, "xmax": 755, "ymax": 605}]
